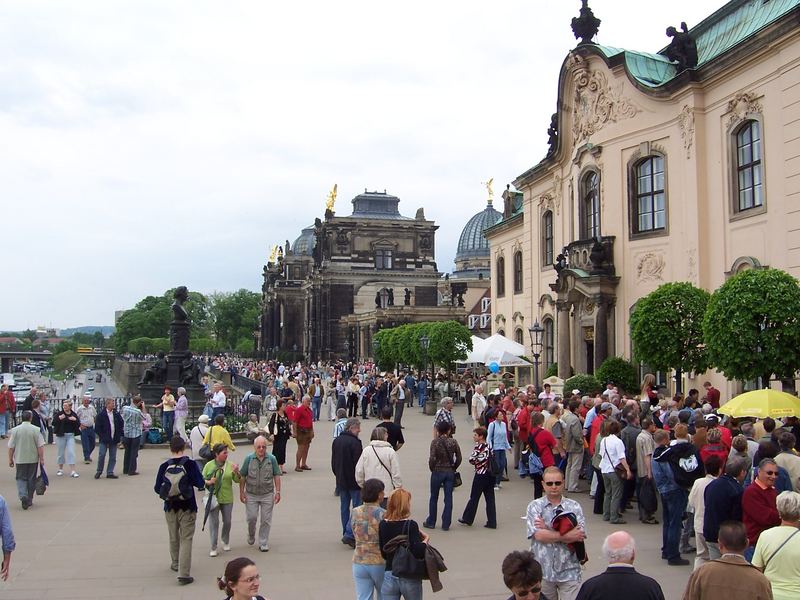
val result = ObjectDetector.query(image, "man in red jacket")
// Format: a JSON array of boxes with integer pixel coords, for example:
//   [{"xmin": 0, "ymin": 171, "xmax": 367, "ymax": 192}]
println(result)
[
  {"xmin": 514, "ymin": 399, "xmax": 533, "ymax": 469},
  {"xmin": 741, "ymin": 457, "xmax": 781, "ymax": 561},
  {"xmin": 703, "ymin": 382, "xmax": 720, "ymax": 410}
]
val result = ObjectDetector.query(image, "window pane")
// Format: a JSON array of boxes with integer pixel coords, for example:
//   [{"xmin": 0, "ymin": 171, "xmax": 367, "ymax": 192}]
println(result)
[
  {"xmin": 654, "ymin": 209, "xmax": 665, "ymax": 229},
  {"xmin": 752, "ymin": 137, "xmax": 762, "ymax": 161},
  {"xmin": 639, "ymin": 212, "xmax": 652, "ymax": 231},
  {"xmin": 753, "ymin": 164, "xmax": 762, "ymax": 185},
  {"xmin": 754, "ymin": 183, "xmax": 763, "ymax": 207},
  {"xmin": 655, "ymin": 170, "xmax": 664, "ymax": 192},
  {"xmin": 654, "ymin": 193, "xmax": 664, "ymax": 211}
]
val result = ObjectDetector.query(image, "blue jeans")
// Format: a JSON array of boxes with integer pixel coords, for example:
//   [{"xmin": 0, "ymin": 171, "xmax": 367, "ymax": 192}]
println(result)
[
  {"xmin": 162, "ymin": 411, "xmax": 174, "ymax": 437},
  {"xmin": 426, "ymin": 470, "xmax": 455, "ymax": 529},
  {"xmin": 212, "ymin": 407, "xmax": 225, "ymax": 421},
  {"xmin": 56, "ymin": 433, "xmax": 76, "ymax": 466},
  {"xmin": 340, "ymin": 487, "xmax": 362, "ymax": 539},
  {"xmin": 353, "ymin": 563, "xmax": 385, "ymax": 600},
  {"xmin": 493, "ymin": 449, "xmax": 507, "ymax": 486},
  {"xmin": 381, "ymin": 572, "xmax": 422, "ymax": 600},
  {"xmin": 80, "ymin": 426, "xmax": 95, "ymax": 461},
  {"xmin": 0, "ymin": 413, "xmax": 7, "ymax": 436},
  {"xmin": 312, "ymin": 397, "xmax": 322, "ymax": 421},
  {"xmin": 96, "ymin": 441, "xmax": 118, "ymax": 475},
  {"xmin": 661, "ymin": 488, "xmax": 688, "ymax": 560}
]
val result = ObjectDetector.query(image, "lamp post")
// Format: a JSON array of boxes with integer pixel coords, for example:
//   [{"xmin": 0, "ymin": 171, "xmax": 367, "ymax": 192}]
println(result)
[
  {"xmin": 419, "ymin": 335, "xmax": 430, "ymax": 377},
  {"xmin": 528, "ymin": 320, "xmax": 545, "ymax": 394}
]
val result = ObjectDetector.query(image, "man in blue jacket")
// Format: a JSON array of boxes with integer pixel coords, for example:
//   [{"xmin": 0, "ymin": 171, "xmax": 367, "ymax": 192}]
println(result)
[
  {"xmin": 652, "ymin": 429, "xmax": 691, "ymax": 566},
  {"xmin": 703, "ymin": 456, "xmax": 746, "ymax": 560},
  {"xmin": 94, "ymin": 398, "xmax": 124, "ymax": 480}
]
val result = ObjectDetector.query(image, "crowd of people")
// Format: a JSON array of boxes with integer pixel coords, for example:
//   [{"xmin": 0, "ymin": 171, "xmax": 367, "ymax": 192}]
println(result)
[{"xmin": 4, "ymin": 356, "xmax": 800, "ymax": 600}]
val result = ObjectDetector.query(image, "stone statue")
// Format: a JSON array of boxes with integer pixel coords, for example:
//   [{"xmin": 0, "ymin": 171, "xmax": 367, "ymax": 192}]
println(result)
[
  {"xmin": 139, "ymin": 352, "xmax": 167, "ymax": 385},
  {"xmin": 387, "ymin": 288, "xmax": 394, "ymax": 306},
  {"xmin": 268, "ymin": 244, "xmax": 278, "ymax": 264},
  {"xmin": 554, "ymin": 253, "xmax": 568, "ymax": 274},
  {"xmin": 313, "ymin": 218, "xmax": 325, "ymax": 266},
  {"xmin": 375, "ymin": 291, "xmax": 382, "ymax": 308},
  {"xmin": 179, "ymin": 352, "xmax": 201, "ymax": 385},
  {"xmin": 404, "ymin": 288, "xmax": 411, "ymax": 306},
  {"xmin": 285, "ymin": 239, "xmax": 291, "ymax": 256},
  {"xmin": 665, "ymin": 22, "xmax": 698, "ymax": 72},
  {"xmin": 546, "ymin": 113, "xmax": 559, "ymax": 156},
  {"xmin": 571, "ymin": 0, "xmax": 601, "ymax": 45},
  {"xmin": 169, "ymin": 286, "xmax": 190, "ymax": 354},
  {"xmin": 415, "ymin": 208, "xmax": 425, "ymax": 220},
  {"xmin": 325, "ymin": 183, "xmax": 338, "ymax": 212}
]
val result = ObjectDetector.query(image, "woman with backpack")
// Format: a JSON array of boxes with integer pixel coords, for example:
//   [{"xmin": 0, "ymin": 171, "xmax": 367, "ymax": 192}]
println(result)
[{"xmin": 487, "ymin": 411, "xmax": 511, "ymax": 490}]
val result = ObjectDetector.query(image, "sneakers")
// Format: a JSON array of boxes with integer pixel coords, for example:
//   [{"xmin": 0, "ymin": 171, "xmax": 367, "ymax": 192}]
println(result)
[
  {"xmin": 223, "ymin": 544, "xmax": 231, "ymax": 552},
  {"xmin": 209, "ymin": 549, "xmax": 218, "ymax": 557},
  {"xmin": 259, "ymin": 545, "xmax": 269, "ymax": 552},
  {"xmin": 494, "ymin": 485, "xmax": 501, "ymax": 490},
  {"xmin": 70, "ymin": 471, "xmax": 79, "ymax": 478},
  {"xmin": 56, "ymin": 470, "xmax": 64, "ymax": 476}
]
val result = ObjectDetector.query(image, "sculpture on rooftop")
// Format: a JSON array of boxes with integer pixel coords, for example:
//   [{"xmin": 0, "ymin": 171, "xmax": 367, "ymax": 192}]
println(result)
[
  {"xmin": 325, "ymin": 183, "xmax": 338, "ymax": 212},
  {"xmin": 665, "ymin": 22, "xmax": 698, "ymax": 72},
  {"xmin": 571, "ymin": 0, "xmax": 601, "ymax": 45},
  {"xmin": 546, "ymin": 113, "xmax": 559, "ymax": 156}
]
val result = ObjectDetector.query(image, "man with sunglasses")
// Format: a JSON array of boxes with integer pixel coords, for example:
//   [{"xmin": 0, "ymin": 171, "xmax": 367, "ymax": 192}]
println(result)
[
  {"xmin": 502, "ymin": 550, "xmax": 548, "ymax": 600},
  {"xmin": 526, "ymin": 466, "xmax": 586, "ymax": 600},
  {"xmin": 742, "ymin": 457, "xmax": 782, "ymax": 561}
]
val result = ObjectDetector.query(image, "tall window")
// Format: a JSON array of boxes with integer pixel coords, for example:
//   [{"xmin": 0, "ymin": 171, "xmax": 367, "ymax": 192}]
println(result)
[
  {"xmin": 581, "ymin": 171, "xmax": 600, "ymax": 239},
  {"xmin": 542, "ymin": 211, "xmax": 554, "ymax": 266},
  {"xmin": 375, "ymin": 249, "xmax": 393, "ymax": 269},
  {"xmin": 634, "ymin": 156, "xmax": 666, "ymax": 233},
  {"xmin": 543, "ymin": 317, "xmax": 554, "ymax": 371},
  {"xmin": 513, "ymin": 251, "xmax": 523, "ymax": 294},
  {"xmin": 736, "ymin": 120, "xmax": 763, "ymax": 212},
  {"xmin": 496, "ymin": 256, "xmax": 505, "ymax": 297},
  {"xmin": 514, "ymin": 328, "xmax": 524, "ymax": 345}
]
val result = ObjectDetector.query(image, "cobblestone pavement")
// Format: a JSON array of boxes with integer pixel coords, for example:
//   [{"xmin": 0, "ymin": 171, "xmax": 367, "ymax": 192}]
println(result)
[{"xmin": 0, "ymin": 406, "xmax": 692, "ymax": 599}]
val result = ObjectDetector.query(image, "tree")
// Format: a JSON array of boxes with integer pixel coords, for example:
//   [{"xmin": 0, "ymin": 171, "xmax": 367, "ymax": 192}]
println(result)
[
  {"xmin": 565, "ymin": 374, "xmax": 601, "ymax": 396},
  {"xmin": 426, "ymin": 321, "xmax": 472, "ymax": 372},
  {"xmin": 704, "ymin": 268, "xmax": 800, "ymax": 386},
  {"xmin": 630, "ymin": 282, "xmax": 711, "ymax": 392},
  {"xmin": 235, "ymin": 338, "xmax": 255, "ymax": 354},
  {"xmin": 595, "ymin": 357, "xmax": 639, "ymax": 395},
  {"xmin": 209, "ymin": 289, "xmax": 261, "ymax": 350}
]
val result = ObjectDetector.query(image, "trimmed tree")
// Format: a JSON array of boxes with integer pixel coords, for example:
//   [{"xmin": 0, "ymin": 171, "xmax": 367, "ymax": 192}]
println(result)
[
  {"xmin": 595, "ymin": 357, "xmax": 639, "ymax": 395},
  {"xmin": 630, "ymin": 282, "xmax": 711, "ymax": 393},
  {"xmin": 564, "ymin": 374, "xmax": 601, "ymax": 396},
  {"xmin": 704, "ymin": 268, "xmax": 800, "ymax": 387}
]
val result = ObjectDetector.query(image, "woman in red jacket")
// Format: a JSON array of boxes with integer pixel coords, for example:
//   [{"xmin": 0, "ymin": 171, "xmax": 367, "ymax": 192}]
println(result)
[{"xmin": 527, "ymin": 412, "xmax": 557, "ymax": 499}]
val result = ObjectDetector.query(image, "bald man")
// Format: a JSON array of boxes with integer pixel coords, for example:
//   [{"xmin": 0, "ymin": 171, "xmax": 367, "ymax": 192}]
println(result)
[{"xmin": 576, "ymin": 532, "xmax": 665, "ymax": 600}]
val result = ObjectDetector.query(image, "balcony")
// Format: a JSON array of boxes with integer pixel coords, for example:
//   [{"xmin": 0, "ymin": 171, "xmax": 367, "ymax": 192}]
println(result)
[{"xmin": 561, "ymin": 236, "xmax": 615, "ymax": 277}]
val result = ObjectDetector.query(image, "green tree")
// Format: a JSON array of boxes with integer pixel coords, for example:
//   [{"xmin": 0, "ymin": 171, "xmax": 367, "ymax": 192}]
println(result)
[
  {"xmin": 54, "ymin": 339, "xmax": 78, "ymax": 354},
  {"xmin": 190, "ymin": 337, "xmax": 218, "ymax": 353},
  {"xmin": 630, "ymin": 282, "xmax": 711, "ymax": 392},
  {"xmin": 595, "ymin": 357, "xmax": 639, "ymax": 395},
  {"xmin": 704, "ymin": 268, "xmax": 800, "ymax": 386},
  {"xmin": 426, "ymin": 321, "xmax": 472, "ymax": 372},
  {"xmin": 209, "ymin": 289, "xmax": 261, "ymax": 350},
  {"xmin": 564, "ymin": 374, "xmax": 601, "ymax": 396},
  {"xmin": 53, "ymin": 350, "xmax": 83, "ymax": 373},
  {"xmin": 235, "ymin": 338, "xmax": 255, "ymax": 354},
  {"xmin": 92, "ymin": 330, "xmax": 105, "ymax": 348}
]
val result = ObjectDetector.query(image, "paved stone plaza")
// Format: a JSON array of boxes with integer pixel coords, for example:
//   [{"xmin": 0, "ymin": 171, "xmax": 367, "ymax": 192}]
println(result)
[{"xmin": 1, "ymin": 407, "xmax": 692, "ymax": 599}]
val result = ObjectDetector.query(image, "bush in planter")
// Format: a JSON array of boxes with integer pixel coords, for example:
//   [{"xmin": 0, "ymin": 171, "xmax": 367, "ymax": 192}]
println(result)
[
  {"xmin": 564, "ymin": 374, "xmax": 601, "ymax": 396},
  {"xmin": 595, "ymin": 357, "xmax": 639, "ymax": 395}
]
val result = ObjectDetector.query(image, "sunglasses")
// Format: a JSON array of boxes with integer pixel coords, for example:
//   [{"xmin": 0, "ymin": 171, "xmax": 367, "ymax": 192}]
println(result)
[
  {"xmin": 763, "ymin": 470, "xmax": 778, "ymax": 476},
  {"xmin": 544, "ymin": 480, "xmax": 564, "ymax": 486}
]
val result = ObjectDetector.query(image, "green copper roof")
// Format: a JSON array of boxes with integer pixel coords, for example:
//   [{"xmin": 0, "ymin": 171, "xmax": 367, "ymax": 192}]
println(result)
[{"xmin": 594, "ymin": 0, "xmax": 799, "ymax": 88}]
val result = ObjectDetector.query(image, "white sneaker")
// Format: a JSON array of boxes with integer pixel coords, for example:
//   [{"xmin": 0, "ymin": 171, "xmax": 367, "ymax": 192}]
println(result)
[
  {"xmin": 56, "ymin": 470, "xmax": 64, "ymax": 476},
  {"xmin": 223, "ymin": 544, "xmax": 231, "ymax": 552},
  {"xmin": 209, "ymin": 549, "xmax": 218, "ymax": 557},
  {"xmin": 494, "ymin": 485, "xmax": 501, "ymax": 490},
  {"xmin": 70, "ymin": 471, "xmax": 79, "ymax": 478},
  {"xmin": 259, "ymin": 545, "xmax": 269, "ymax": 552}
]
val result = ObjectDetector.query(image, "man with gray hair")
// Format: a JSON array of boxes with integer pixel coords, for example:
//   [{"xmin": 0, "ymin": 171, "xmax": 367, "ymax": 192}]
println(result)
[
  {"xmin": 575, "ymin": 531, "xmax": 665, "ymax": 600},
  {"xmin": 433, "ymin": 397, "xmax": 455, "ymax": 438},
  {"xmin": 7, "ymin": 411, "xmax": 46, "ymax": 510},
  {"xmin": 237, "ymin": 435, "xmax": 281, "ymax": 552},
  {"xmin": 471, "ymin": 384, "xmax": 486, "ymax": 429}
]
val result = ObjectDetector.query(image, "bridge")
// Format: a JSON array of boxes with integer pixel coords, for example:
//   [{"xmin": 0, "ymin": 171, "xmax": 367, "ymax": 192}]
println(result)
[{"xmin": 0, "ymin": 350, "xmax": 53, "ymax": 373}]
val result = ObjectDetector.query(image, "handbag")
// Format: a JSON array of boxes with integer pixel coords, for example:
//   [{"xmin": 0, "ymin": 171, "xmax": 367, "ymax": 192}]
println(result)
[
  {"xmin": 199, "ymin": 425, "xmax": 215, "ymax": 461},
  {"xmin": 389, "ymin": 521, "xmax": 428, "ymax": 579},
  {"xmin": 603, "ymin": 438, "xmax": 628, "ymax": 480},
  {"xmin": 35, "ymin": 464, "xmax": 49, "ymax": 495},
  {"xmin": 445, "ymin": 439, "xmax": 462, "ymax": 488}
]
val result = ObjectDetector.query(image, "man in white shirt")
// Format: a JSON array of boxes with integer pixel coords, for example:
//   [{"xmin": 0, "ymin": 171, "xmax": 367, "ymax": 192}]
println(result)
[
  {"xmin": 76, "ymin": 396, "xmax": 97, "ymax": 465},
  {"xmin": 211, "ymin": 383, "xmax": 226, "ymax": 420},
  {"xmin": 538, "ymin": 383, "xmax": 556, "ymax": 405},
  {"xmin": 471, "ymin": 384, "xmax": 487, "ymax": 428}
]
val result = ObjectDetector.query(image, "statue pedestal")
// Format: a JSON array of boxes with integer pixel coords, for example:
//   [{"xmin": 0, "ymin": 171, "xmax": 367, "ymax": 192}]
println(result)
[{"xmin": 138, "ymin": 383, "xmax": 206, "ymax": 405}]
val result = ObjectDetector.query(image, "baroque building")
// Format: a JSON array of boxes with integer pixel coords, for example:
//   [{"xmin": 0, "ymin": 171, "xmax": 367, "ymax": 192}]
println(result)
[
  {"xmin": 259, "ymin": 190, "xmax": 465, "ymax": 361},
  {"xmin": 486, "ymin": 0, "xmax": 800, "ymax": 394}
]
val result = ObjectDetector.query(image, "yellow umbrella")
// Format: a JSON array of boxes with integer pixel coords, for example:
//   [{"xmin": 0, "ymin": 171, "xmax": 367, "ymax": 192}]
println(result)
[{"xmin": 718, "ymin": 389, "xmax": 800, "ymax": 419}]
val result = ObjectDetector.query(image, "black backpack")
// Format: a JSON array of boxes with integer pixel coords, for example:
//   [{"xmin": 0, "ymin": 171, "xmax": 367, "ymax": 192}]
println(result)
[{"xmin": 159, "ymin": 457, "xmax": 192, "ymax": 502}]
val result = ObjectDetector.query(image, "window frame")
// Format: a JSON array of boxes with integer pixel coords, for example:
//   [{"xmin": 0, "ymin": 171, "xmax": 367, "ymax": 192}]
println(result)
[
  {"xmin": 628, "ymin": 153, "xmax": 669, "ymax": 240},
  {"xmin": 579, "ymin": 170, "xmax": 601, "ymax": 240},
  {"xmin": 731, "ymin": 119, "xmax": 766, "ymax": 218},
  {"xmin": 542, "ymin": 210, "xmax": 554, "ymax": 267},
  {"xmin": 513, "ymin": 251, "xmax": 523, "ymax": 294},
  {"xmin": 514, "ymin": 328, "xmax": 524, "ymax": 345},
  {"xmin": 496, "ymin": 256, "xmax": 506, "ymax": 298},
  {"xmin": 374, "ymin": 249, "xmax": 393, "ymax": 270},
  {"xmin": 542, "ymin": 316, "xmax": 554, "ymax": 371}
]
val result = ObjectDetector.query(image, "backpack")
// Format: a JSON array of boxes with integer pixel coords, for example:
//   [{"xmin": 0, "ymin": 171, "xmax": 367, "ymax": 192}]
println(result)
[
  {"xmin": 510, "ymin": 408, "xmax": 520, "ymax": 432},
  {"xmin": 159, "ymin": 457, "xmax": 192, "ymax": 502},
  {"xmin": 478, "ymin": 405, "xmax": 490, "ymax": 427}
]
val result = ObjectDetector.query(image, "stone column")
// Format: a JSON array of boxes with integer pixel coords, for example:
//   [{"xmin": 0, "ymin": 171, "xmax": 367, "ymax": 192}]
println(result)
[
  {"xmin": 557, "ymin": 300, "xmax": 571, "ymax": 380},
  {"xmin": 594, "ymin": 296, "xmax": 608, "ymax": 371}
]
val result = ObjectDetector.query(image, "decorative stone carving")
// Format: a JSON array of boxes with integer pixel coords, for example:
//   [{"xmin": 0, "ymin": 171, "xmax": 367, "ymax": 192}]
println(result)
[
  {"xmin": 512, "ymin": 311, "xmax": 525, "ymax": 322},
  {"xmin": 636, "ymin": 252, "xmax": 666, "ymax": 282},
  {"xmin": 687, "ymin": 247, "xmax": 698, "ymax": 284},
  {"xmin": 678, "ymin": 105, "xmax": 695, "ymax": 159},
  {"xmin": 419, "ymin": 234, "xmax": 432, "ymax": 250},
  {"xmin": 539, "ymin": 174, "xmax": 564, "ymax": 215},
  {"xmin": 726, "ymin": 92, "xmax": 763, "ymax": 128},
  {"xmin": 572, "ymin": 66, "xmax": 639, "ymax": 143},
  {"xmin": 495, "ymin": 314, "xmax": 507, "ymax": 324}
]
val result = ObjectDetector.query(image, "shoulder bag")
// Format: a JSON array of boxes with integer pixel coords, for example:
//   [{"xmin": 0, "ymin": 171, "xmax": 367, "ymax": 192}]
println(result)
[
  {"xmin": 445, "ymin": 439, "xmax": 462, "ymax": 487},
  {"xmin": 763, "ymin": 528, "xmax": 800, "ymax": 570},
  {"xmin": 199, "ymin": 425, "xmax": 215, "ymax": 461},
  {"xmin": 603, "ymin": 437, "xmax": 628, "ymax": 480},
  {"xmin": 372, "ymin": 445, "xmax": 397, "ymax": 489},
  {"xmin": 388, "ymin": 520, "xmax": 428, "ymax": 580}
]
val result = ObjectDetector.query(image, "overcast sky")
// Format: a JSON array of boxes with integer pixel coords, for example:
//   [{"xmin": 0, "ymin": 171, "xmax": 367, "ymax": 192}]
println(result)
[{"xmin": 2, "ymin": 0, "xmax": 723, "ymax": 331}]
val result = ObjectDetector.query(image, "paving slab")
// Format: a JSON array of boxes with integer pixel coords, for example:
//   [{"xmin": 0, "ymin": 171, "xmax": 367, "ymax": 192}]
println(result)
[{"xmin": 0, "ymin": 407, "xmax": 693, "ymax": 599}]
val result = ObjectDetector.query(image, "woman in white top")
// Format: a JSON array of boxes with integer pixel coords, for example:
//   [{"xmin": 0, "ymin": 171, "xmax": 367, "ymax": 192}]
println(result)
[
  {"xmin": 355, "ymin": 427, "xmax": 402, "ymax": 502},
  {"xmin": 598, "ymin": 419, "xmax": 631, "ymax": 524},
  {"xmin": 752, "ymin": 490, "xmax": 800, "ymax": 600},
  {"xmin": 190, "ymin": 414, "xmax": 210, "ymax": 469}
]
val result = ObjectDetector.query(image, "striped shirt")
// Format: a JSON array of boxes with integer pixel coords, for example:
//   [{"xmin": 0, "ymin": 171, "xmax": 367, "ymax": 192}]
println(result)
[
  {"xmin": 122, "ymin": 405, "xmax": 143, "ymax": 438},
  {"xmin": 469, "ymin": 441, "xmax": 490, "ymax": 475}
]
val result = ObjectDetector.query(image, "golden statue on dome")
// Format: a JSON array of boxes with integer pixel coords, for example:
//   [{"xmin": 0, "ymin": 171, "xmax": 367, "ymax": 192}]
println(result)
[
  {"xmin": 482, "ymin": 178, "xmax": 494, "ymax": 204},
  {"xmin": 325, "ymin": 183, "xmax": 338, "ymax": 212}
]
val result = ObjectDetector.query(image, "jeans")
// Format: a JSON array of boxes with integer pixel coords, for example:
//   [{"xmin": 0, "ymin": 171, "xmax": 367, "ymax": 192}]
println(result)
[
  {"xmin": 493, "ymin": 449, "xmax": 507, "ymax": 486},
  {"xmin": 426, "ymin": 470, "xmax": 455, "ymax": 529},
  {"xmin": 381, "ymin": 571, "xmax": 422, "ymax": 600},
  {"xmin": 602, "ymin": 472, "xmax": 624, "ymax": 522},
  {"xmin": 212, "ymin": 407, "xmax": 225, "ymax": 421},
  {"xmin": 340, "ymin": 487, "xmax": 362, "ymax": 539},
  {"xmin": 353, "ymin": 563, "xmax": 385, "ymax": 600},
  {"xmin": 123, "ymin": 436, "xmax": 140, "ymax": 474},
  {"xmin": 246, "ymin": 492, "xmax": 276, "ymax": 547},
  {"xmin": 460, "ymin": 472, "xmax": 496, "ymax": 526},
  {"xmin": 80, "ymin": 426, "xmax": 96, "ymax": 460},
  {"xmin": 162, "ymin": 411, "xmax": 174, "ymax": 437},
  {"xmin": 15, "ymin": 463, "xmax": 37, "ymax": 503},
  {"xmin": 0, "ymin": 413, "xmax": 7, "ymax": 436},
  {"xmin": 208, "ymin": 502, "xmax": 233, "ymax": 550},
  {"xmin": 347, "ymin": 394, "xmax": 358, "ymax": 418},
  {"xmin": 56, "ymin": 433, "xmax": 76, "ymax": 466},
  {"xmin": 96, "ymin": 441, "xmax": 118, "ymax": 475},
  {"xmin": 660, "ymin": 488, "xmax": 688, "ymax": 560},
  {"xmin": 312, "ymin": 397, "xmax": 321, "ymax": 421},
  {"xmin": 165, "ymin": 509, "xmax": 197, "ymax": 578}
]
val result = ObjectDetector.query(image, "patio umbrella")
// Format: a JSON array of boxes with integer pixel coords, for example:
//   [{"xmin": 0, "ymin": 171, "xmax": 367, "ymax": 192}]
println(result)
[{"xmin": 717, "ymin": 389, "xmax": 800, "ymax": 419}]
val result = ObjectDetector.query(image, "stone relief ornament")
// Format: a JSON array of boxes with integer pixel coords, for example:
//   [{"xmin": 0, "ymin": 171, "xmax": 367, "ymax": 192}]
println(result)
[
  {"xmin": 571, "ymin": 61, "xmax": 639, "ymax": 143},
  {"xmin": 636, "ymin": 252, "xmax": 666, "ymax": 282},
  {"xmin": 726, "ymin": 92, "xmax": 763, "ymax": 128},
  {"xmin": 677, "ymin": 105, "xmax": 695, "ymax": 159},
  {"xmin": 687, "ymin": 247, "xmax": 698, "ymax": 284}
]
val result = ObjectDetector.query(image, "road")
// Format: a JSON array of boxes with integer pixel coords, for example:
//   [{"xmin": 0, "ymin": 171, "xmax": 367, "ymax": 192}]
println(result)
[{"xmin": 26, "ymin": 368, "xmax": 126, "ymax": 402}]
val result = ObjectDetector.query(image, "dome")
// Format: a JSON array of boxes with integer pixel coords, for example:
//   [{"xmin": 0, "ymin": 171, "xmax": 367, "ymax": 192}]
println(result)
[
  {"xmin": 455, "ymin": 202, "xmax": 502, "ymax": 261},
  {"xmin": 292, "ymin": 225, "xmax": 316, "ymax": 256}
]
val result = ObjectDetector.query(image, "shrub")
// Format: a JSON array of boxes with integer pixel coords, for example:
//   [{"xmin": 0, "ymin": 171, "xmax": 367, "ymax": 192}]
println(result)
[
  {"xmin": 595, "ymin": 357, "xmax": 639, "ymax": 395},
  {"xmin": 564, "ymin": 374, "xmax": 601, "ymax": 396}
]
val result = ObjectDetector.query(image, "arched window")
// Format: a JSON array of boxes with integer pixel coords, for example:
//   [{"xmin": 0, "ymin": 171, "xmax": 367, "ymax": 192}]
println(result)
[
  {"xmin": 377, "ymin": 288, "xmax": 390, "ymax": 308},
  {"xmin": 542, "ymin": 211, "xmax": 554, "ymax": 266},
  {"xmin": 513, "ymin": 251, "xmax": 523, "ymax": 294},
  {"xmin": 514, "ymin": 328, "xmax": 524, "ymax": 345},
  {"xmin": 581, "ymin": 171, "xmax": 600, "ymax": 239},
  {"xmin": 497, "ymin": 329, "xmax": 505, "ymax": 337},
  {"xmin": 543, "ymin": 317, "xmax": 555, "ymax": 370},
  {"xmin": 735, "ymin": 120, "xmax": 763, "ymax": 212},
  {"xmin": 496, "ymin": 256, "xmax": 505, "ymax": 297},
  {"xmin": 632, "ymin": 156, "xmax": 666, "ymax": 233}
]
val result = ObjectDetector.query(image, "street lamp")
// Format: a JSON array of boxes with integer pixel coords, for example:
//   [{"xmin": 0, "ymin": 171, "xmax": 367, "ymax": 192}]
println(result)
[
  {"xmin": 419, "ymin": 333, "xmax": 430, "ymax": 377},
  {"xmin": 372, "ymin": 338, "xmax": 380, "ymax": 363},
  {"xmin": 344, "ymin": 339, "xmax": 350, "ymax": 361},
  {"xmin": 528, "ymin": 320, "xmax": 545, "ymax": 394}
]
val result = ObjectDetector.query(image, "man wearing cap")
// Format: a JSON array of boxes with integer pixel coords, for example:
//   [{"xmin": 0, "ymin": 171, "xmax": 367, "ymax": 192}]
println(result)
[{"xmin": 94, "ymin": 398, "xmax": 124, "ymax": 479}]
